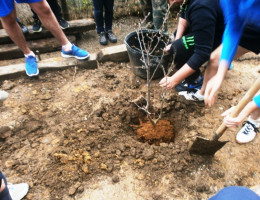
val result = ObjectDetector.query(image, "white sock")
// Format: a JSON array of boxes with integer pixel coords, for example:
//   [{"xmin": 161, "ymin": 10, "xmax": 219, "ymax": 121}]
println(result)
[
  {"xmin": 248, "ymin": 116, "xmax": 260, "ymax": 128},
  {"xmin": 24, "ymin": 51, "xmax": 35, "ymax": 58},
  {"xmin": 62, "ymin": 42, "xmax": 72, "ymax": 51}
]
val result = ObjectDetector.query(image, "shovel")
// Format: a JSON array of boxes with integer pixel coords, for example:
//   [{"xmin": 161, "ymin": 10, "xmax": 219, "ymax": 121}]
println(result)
[{"xmin": 189, "ymin": 76, "xmax": 260, "ymax": 156}]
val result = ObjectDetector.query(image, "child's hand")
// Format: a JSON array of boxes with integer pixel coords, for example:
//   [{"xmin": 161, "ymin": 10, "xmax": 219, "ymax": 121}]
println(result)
[
  {"xmin": 221, "ymin": 107, "xmax": 242, "ymax": 127},
  {"xmin": 205, "ymin": 60, "xmax": 230, "ymax": 106},
  {"xmin": 204, "ymin": 75, "xmax": 221, "ymax": 106},
  {"xmin": 159, "ymin": 76, "xmax": 175, "ymax": 90},
  {"xmin": 164, "ymin": 44, "xmax": 172, "ymax": 54},
  {"xmin": 169, "ymin": 0, "xmax": 175, "ymax": 5}
]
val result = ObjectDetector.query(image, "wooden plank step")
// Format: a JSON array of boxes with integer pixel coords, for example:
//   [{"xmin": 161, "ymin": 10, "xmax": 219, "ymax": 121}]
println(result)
[
  {"xmin": 0, "ymin": 18, "xmax": 95, "ymax": 44},
  {"xmin": 0, "ymin": 35, "xmax": 76, "ymax": 60},
  {"xmin": 0, "ymin": 54, "xmax": 97, "ymax": 79}
]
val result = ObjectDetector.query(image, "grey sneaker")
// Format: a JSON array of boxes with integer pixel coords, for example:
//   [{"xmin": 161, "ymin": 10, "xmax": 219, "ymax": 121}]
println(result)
[
  {"xmin": 0, "ymin": 90, "xmax": 9, "ymax": 101},
  {"xmin": 106, "ymin": 30, "xmax": 117, "ymax": 43},
  {"xmin": 99, "ymin": 32, "xmax": 108, "ymax": 45},
  {"xmin": 58, "ymin": 18, "xmax": 69, "ymax": 29}
]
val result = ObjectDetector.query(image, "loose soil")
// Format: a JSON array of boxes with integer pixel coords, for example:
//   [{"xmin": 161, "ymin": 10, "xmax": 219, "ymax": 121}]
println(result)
[{"xmin": 0, "ymin": 17, "xmax": 260, "ymax": 200}]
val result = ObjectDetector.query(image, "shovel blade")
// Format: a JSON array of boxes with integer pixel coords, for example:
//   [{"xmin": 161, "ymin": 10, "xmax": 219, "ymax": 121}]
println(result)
[{"xmin": 189, "ymin": 136, "xmax": 228, "ymax": 156}]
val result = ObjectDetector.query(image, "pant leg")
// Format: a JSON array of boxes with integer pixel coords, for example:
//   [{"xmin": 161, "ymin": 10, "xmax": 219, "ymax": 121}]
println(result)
[
  {"xmin": 47, "ymin": 0, "xmax": 62, "ymax": 20},
  {"xmin": 92, "ymin": 0, "xmax": 104, "ymax": 33},
  {"xmin": 139, "ymin": 0, "xmax": 153, "ymax": 25},
  {"xmin": 0, "ymin": 172, "xmax": 12, "ymax": 200},
  {"xmin": 170, "ymin": 33, "xmax": 201, "ymax": 82},
  {"xmin": 152, "ymin": 0, "xmax": 168, "ymax": 34},
  {"xmin": 103, "ymin": 0, "xmax": 114, "ymax": 31}
]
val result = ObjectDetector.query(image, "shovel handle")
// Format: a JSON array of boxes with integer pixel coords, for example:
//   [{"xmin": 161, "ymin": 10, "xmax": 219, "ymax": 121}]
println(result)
[{"xmin": 213, "ymin": 76, "xmax": 260, "ymax": 140}]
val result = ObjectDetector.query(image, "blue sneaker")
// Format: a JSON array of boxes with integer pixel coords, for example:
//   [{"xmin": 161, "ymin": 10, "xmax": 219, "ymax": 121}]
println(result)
[
  {"xmin": 25, "ymin": 56, "xmax": 39, "ymax": 77},
  {"xmin": 175, "ymin": 75, "xmax": 203, "ymax": 92},
  {"xmin": 61, "ymin": 44, "xmax": 89, "ymax": 60}
]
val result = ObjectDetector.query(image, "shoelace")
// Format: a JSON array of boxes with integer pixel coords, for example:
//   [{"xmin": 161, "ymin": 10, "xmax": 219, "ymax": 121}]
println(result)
[{"xmin": 242, "ymin": 121, "xmax": 259, "ymax": 135}]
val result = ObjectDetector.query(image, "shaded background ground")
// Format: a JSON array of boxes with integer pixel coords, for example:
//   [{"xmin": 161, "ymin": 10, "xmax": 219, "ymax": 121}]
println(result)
[{"xmin": 0, "ymin": 10, "xmax": 260, "ymax": 200}]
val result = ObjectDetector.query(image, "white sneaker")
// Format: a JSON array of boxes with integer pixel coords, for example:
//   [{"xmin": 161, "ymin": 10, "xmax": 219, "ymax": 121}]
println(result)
[
  {"xmin": 7, "ymin": 183, "xmax": 29, "ymax": 200},
  {"xmin": 236, "ymin": 120, "xmax": 259, "ymax": 144},
  {"xmin": 178, "ymin": 89, "xmax": 204, "ymax": 101},
  {"xmin": 0, "ymin": 90, "xmax": 9, "ymax": 101}
]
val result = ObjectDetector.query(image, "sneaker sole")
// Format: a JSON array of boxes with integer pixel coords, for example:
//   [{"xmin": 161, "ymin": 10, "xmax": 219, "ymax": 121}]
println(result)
[
  {"xmin": 33, "ymin": 27, "xmax": 42, "ymax": 33},
  {"xmin": 108, "ymin": 39, "xmax": 117, "ymax": 43},
  {"xmin": 26, "ymin": 69, "xmax": 39, "ymax": 77},
  {"xmin": 61, "ymin": 53, "xmax": 90, "ymax": 60},
  {"xmin": 235, "ymin": 138, "xmax": 255, "ymax": 144},
  {"xmin": 178, "ymin": 92, "xmax": 204, "ymax": 102},
  {"xmin": 60, "ymin": 25, "xmax": 70, "ymax": 30}
]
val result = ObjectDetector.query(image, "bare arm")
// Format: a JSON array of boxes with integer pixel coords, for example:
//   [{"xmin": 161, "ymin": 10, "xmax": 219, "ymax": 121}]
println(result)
[
  {"xmin": 222, "ymin": 101, "xmax": 259, "ymax": 127},
  {"xmin": 204, "ymin": 60, "xmax": 229, "ymax": 106},
  {"xmin": 159, "ymin": 63, "xmax": 195, "ymax": 90},
  {"xmin": 175, "ymin": 17, "xmax": 188, "ymax": 40}
]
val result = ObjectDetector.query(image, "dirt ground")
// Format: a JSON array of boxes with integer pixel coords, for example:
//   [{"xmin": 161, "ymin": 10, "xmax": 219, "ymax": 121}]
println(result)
[{"xmin": 0, "ymin": 17, "xmax": 260, "ymax": 200}]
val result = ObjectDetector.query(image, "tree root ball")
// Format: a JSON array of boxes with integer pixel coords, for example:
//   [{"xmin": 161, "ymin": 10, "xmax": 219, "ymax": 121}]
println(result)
[{"xmin": 136, "ymin": 120, "xmax": 174, "ymax": 145}]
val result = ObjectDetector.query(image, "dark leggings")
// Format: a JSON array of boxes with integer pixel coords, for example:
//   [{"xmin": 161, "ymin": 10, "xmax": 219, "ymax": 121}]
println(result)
[
  {"xmin": 92, "ymin": 0, "xmax": 114, "ymax": 33},
  {"xmin": 32, "ymin": 0, "xmax": 63, "ymax": 21},
  {"xmin": 0, "ymin": 172, "xmax": 12, "ymax": 200},
  {"xmin": 170, "ymin": 33, "xmax": 201, "ymax": 83}
]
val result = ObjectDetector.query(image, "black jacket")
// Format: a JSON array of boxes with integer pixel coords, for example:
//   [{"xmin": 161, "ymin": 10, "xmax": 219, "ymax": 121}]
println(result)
[{"xmin": 180, "ymin": 0, "xmax": 224, "ymax": 70}]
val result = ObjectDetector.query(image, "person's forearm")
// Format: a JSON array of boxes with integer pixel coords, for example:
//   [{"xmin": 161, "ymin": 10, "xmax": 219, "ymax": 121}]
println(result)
[
  {"xmin": 175, "ymin": 17, "xmax": 188, "ymax": 40},
  {"xmin": 171, "ymin": 63, "xmax": 195, "ymax": 85},
  {"xmin": 216, "ymin": 59, "xmax": 229, "ymax": 82},
  {"xmin": 239, "ymin": 101, "xmax": 259, "ymax": 121}
]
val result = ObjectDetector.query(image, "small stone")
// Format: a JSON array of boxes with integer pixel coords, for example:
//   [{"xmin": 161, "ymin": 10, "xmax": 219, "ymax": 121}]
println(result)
[
  {"xmin": 112, "ymin": 175, "xmax": 120, "ymax": 183},
  {"xmin": 77, "ymin": 186, "xmax": 84, "ymax": 193},
  {"xmin": 142, "ymin": 147, "xmax": 154, "ymax": 160},
  {"xmin": 116, "ymin": 149, "xmax": 121, "ymax": 155},
  {"xmin": 101, "ymin": 163, "xmax": 107, "ymax": 170},
  {"xmin": 106, "ymin": 164, "xmax": 113, "ymax": 173},
  {"xmin": 0, "ymin": 126, "xmax": 11, "ymax": 134},
  {"xmin": 94, "ymin": 151, "xmax": 100, "ymax": 158},
  {"xmin": 136, "ymin": 174, "xmax": 145, "ymax": 180},
  {"xmin": 68, "ymin": 187, "xmax": 77, "ymax": 196},
  {"xmin": 130, "ymin": 147, "xmax": 136, "ymax": 156},
  {"xmin": 82, "ymin": 164, "xmax": 89, "ymax": 174},
  {"xmin": 5, "ymin": 160, "xmax": 15, "ymax": 168},
  {"xmin": 159, "ymin": 143, "xmax": 168, "ymax": 148},
  {"xmin": 2, "ymin": 80, "xmax": 15, "ymax": 90},
  {"xmin": 118, "ymin": 143, "xmax": 126, "ymax": 151}
]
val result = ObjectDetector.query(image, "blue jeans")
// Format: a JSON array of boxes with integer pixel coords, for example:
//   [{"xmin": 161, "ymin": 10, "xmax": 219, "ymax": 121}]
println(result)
[
  {"xmin": 92, "ymin": 0, "xmax": 114, "ymax": 33},
  {"xmin": 0, "ymin": 172, "xmax": 12, "ymax": 200}
]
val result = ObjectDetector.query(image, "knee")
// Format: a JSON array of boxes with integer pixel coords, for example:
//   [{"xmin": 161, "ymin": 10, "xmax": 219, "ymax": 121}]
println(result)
[
  {"xmin": 105, "ymin": 8, "xmax": 113, "ymax": 14},
  {"xmin": 34, "ymin": 4, "xmax": 53, "ymax": 18},
  {"xmin": 94, "ymin": 10, "xmax": 103, "ymax": 17}
]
